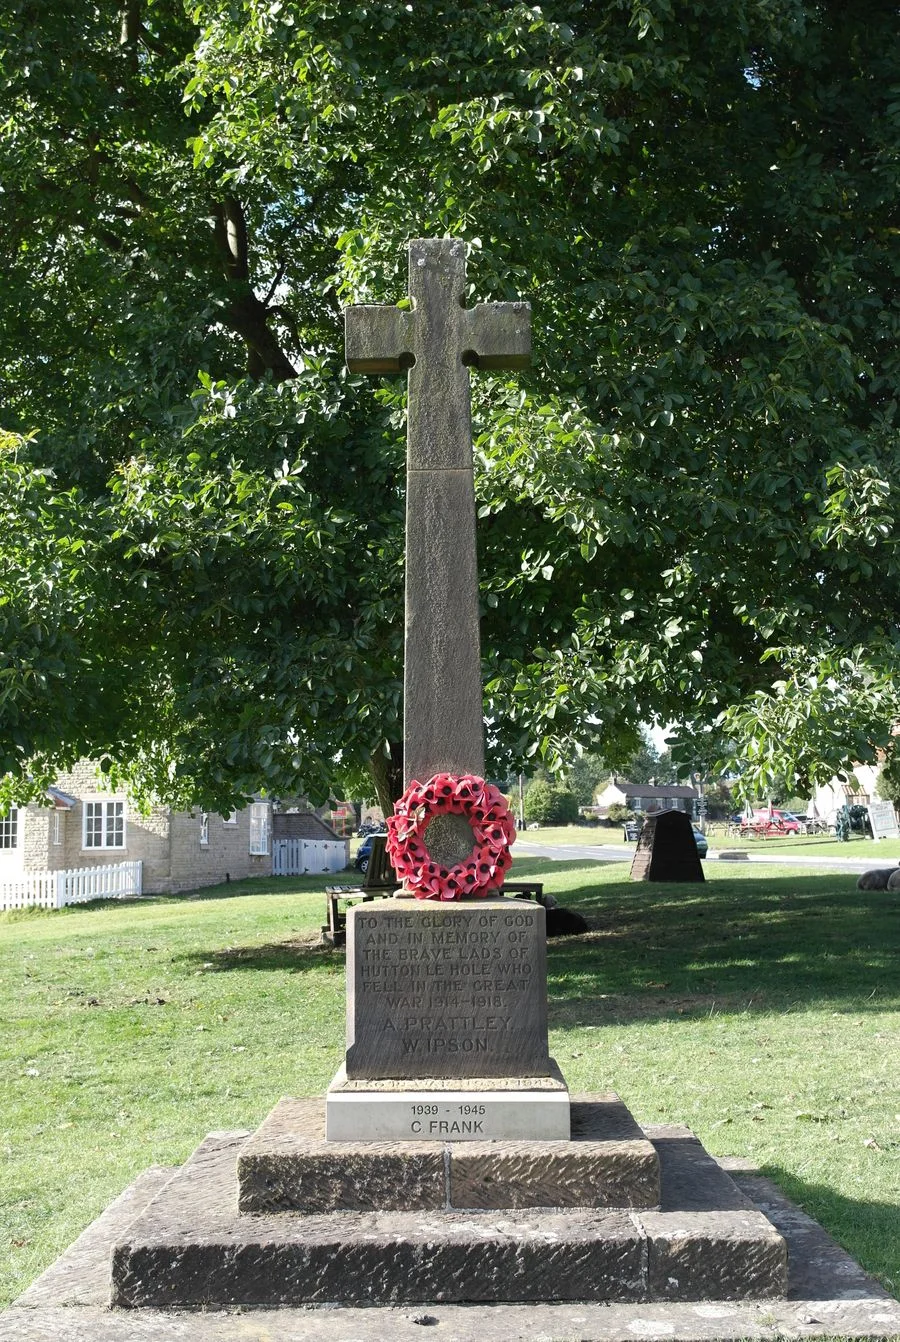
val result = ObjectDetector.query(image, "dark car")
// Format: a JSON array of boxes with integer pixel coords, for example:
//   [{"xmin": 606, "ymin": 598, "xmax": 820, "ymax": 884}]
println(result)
[
  {"xmin": 692, "ymin": 827, "xmax": 709, "ymax": 858},
  {"xmin": 354, "ymin": 832, "xmax": 385, "ymax": 874}
]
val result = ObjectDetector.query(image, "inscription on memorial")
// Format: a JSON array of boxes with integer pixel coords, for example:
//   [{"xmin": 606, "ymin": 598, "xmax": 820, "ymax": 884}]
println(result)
[{"xmin": 345, "ymin": 899, "xmax": 551, "ymax": 1080}]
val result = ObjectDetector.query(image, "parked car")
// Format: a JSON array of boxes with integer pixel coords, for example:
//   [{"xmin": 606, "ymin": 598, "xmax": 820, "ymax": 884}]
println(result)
[
  {"xmin": 740, "ymin": 809, "xmax": 801, "ymax": 837},
  {"xmin": 355, "ymin": 833, "xmax": 381, "ymax": 873}
]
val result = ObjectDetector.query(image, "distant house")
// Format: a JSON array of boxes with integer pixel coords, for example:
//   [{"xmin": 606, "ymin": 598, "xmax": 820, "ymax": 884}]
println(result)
[
  {"xmin": 0, "ymin": 760, "xmax": 273, "ymax": 895},
  {"xmin": 812, "ymin": 763, "xmax": 880, "ymax": 824},
  {"xmin": 594, "ymin": 779, "xmax": 699, "ymax": 817}
]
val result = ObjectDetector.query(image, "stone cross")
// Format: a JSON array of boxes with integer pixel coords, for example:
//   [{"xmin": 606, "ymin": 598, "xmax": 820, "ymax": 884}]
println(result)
[{"xmin": 345, "ymin": 239, "xmax": 530, "ymax": 786}]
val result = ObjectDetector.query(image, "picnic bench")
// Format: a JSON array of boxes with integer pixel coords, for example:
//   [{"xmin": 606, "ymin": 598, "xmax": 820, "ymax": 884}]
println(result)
[
  {"xmin": 323, "ymin": 837, "xmax": 545, "ymax": 946},
  {"xmin": 323, "ymin": 836, "xmax": 398, "ymax": 946}
]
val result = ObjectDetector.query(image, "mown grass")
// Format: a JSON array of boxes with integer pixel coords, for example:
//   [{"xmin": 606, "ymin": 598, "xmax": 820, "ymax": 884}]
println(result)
[{"xmin": 1, "ymin": 858, "xmax": 898, "ymax": 1309}]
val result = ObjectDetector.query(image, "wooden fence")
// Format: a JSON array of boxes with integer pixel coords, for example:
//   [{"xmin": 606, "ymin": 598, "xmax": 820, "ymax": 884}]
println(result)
[
  {"xmin": 0, "ymin": 860, "xmax": 143, "ymax": 910},
  {"xmin": 271, "ymin": 839, "xmax": 347, "ymax": 877}
]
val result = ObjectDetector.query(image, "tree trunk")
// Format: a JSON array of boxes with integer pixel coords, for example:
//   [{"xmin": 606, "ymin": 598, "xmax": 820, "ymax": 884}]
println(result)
[{"xmin": 369, "ymin": 742, "xmax": 403, "ymax": 816}]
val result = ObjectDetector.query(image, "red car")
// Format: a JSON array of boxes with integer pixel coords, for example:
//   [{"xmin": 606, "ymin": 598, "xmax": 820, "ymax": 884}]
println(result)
[{"xmin": 741, "ymin": 809, "xmax": 801, "ymax": 837}]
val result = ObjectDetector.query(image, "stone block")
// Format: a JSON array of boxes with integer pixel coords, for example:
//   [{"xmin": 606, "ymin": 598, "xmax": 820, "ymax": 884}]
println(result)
[
  {"xmin": 448, "ymin": 1095, "xmax": 659, "ymax": 1209},
  {"xmin": 344, "ymin": 899, "xmax": 551, "ymax": 1080},
  {"xmin": 238, "ymin": 1098, "xmax": 445, "ymax": 1213},
  {"xmin": 325, "ymin": 1062, "xmax": 570, "ymax": 1141},
  {"xmin": 110, "ymin": 1112, "xmax": 787, "ymax": 1309},
  {"xmin": 112, "ymin": 1135, "xmax": 645, "ymax": 1308},
  {"xmin": 240, "ymin": 1093, "xmax": 657, "ymax": 1211},
  {"xmin": 630, "ymin": 810, "xmax": 705, "ymax": 883},
  {"xmin": 638, "ymin": 1127, "xmax": 787, "ymax": 1300}
]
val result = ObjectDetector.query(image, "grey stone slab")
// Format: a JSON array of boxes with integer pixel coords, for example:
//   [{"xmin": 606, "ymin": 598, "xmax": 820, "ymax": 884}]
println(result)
[
  {"xmin": 326, "ymin": 1080, "xmax": 570, "ymax": 1141},
  {"xmin": 344, "ymin": 899, "xmax": 551, "ymax": 1080},
  {"xmin": 237, "ymin": 1097, "xmax": 447, "ymax": 1212},
  {"xmin": 8, "ymin": 1137, "xmax": 900, "ymax": 1340}
]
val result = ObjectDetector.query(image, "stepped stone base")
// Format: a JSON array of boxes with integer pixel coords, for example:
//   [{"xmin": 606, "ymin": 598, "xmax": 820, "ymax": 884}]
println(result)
[
  {"xmin": 110, "ymin": 1105, "xmax": 787, "ymax": 1309},
  {"xmin": 239, "ymin": 1092, "xmax": 659, "ymax": 1212}
]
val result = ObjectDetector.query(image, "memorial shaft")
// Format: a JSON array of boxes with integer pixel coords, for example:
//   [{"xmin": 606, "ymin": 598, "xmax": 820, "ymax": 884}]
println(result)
[{"xmin": 345, "ymin": 239, "xmax": 530, "ymax": 786}]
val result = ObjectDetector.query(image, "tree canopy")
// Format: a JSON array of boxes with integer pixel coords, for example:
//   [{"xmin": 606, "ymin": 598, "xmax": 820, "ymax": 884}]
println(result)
[{"xmin": 2, "ymin": 0, "xmax": 899, "ymax": 811}]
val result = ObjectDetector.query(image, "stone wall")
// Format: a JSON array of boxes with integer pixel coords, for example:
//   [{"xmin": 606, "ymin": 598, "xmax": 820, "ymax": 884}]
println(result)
[
  {"xmin": 167, "ymin": 807, "xmax": 272, "ymax": 894},
  {"xmin": 47, "ymin": 761, "xmax": 172, "ymax": 892},
  {"xmin": 13, "ymin": 762, "xmax": 272, "ymax": 895}
]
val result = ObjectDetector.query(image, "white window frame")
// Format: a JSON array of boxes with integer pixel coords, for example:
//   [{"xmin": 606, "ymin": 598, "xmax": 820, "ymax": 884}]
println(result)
[
  {"xmin": 53, "ymin": 811, "xmax": 63, "ymax": 845},
  {"xmin": 0, "ymin": 807, "xmax": 18, "ymax": 849},
  {"xmin": 249, "ymin": 803, "xmax": 269, "ymax": 856},
  {"xmin": 199, "ymin": 812, "xmax": 209, "ymax": 846},
  {"xmin": 83, "ymin": 799, "xmax": 126, "ymax": 850},
  {"xmin": 223, "ymin": 810, "xmax": 238, "ymax": 825}
]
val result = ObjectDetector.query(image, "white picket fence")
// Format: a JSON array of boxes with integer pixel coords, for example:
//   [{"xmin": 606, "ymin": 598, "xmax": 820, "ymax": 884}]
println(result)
[
  {"xmin": 272, "ymin": 839, "xmax": 347, "ymax": 876},
  {"xmin": 0, "ymin": 861, "xmax": 143, "ymax": 911}
]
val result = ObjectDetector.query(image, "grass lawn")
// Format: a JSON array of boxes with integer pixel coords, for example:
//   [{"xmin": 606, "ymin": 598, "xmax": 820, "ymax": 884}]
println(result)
[
  {"xmin": 1, "ymin": 857, "xmax": 898, "ymax": 1309},
  {"xmin": 522, "ymin": 824, "xmax": 900, "ymax": 860}
]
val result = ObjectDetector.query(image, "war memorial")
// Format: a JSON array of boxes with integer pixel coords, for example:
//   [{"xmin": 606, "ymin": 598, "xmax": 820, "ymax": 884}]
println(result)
[{"xmin": 5, "ymin": 241, "xmax": 899, "ymax": 1341}]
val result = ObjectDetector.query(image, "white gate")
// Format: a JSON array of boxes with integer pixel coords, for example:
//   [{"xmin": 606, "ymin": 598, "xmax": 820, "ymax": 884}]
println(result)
[{"xmin": 272, "ymin": 839, "xmax": 346, "ymax": 876}]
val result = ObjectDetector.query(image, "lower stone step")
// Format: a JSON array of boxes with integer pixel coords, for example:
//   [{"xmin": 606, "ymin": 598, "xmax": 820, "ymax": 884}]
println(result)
[{"xmin": 110, "ymin": 1121, "xmax": 787, "ymax": 1308}]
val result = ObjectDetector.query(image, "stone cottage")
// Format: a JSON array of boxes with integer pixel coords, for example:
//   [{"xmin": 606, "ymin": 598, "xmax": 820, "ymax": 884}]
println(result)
[{"xmin": 0, "ymin": 760, "xmax": 273, "ymax": 895}]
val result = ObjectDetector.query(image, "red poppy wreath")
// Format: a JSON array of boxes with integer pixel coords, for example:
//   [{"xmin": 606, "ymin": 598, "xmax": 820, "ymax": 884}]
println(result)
[{"xmin": 385, "ymin": 773, "xmax": 517, "ymax": 901}]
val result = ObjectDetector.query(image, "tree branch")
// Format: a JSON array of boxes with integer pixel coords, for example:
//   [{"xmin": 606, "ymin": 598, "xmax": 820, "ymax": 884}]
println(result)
[{"xmin": 212, "ymin": 198, "xmax": 298, "ymax": 382}]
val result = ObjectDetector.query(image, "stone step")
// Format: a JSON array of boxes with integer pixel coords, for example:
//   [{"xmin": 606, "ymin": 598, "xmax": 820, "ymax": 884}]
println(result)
[
  {"xmin": 110, "ymin": 1118, "xmax": 787, "ymax": 1309},
  {"xmin": 237, "ymin": 1093, "xmax": 660, "ymax": 1212}
]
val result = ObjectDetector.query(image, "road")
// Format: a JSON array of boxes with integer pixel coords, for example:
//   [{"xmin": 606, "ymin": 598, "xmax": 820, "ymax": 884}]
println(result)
[{"xmin": 513, "ymin": 838, "xmax": 890, "ymax": 875}]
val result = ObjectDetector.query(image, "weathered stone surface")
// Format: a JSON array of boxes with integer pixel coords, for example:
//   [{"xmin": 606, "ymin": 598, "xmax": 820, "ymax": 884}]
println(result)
[
  {"xmin": 344, "ymin": 238, "xmax": 530, "ymax": 786},
  {"xmin": 638, "ymin": 1128, "xmax": 787, "ymax": 1300},
  {"xmin": 631, "ymin": 810, "xmax": 705, "ymax": 883},
  {"xmin": 344, "ymin": 898, "xmax": 551, "ymax": 1080},
  {"xmin": 238, "ymin": 1098, "xmax": 446, "ymax": 1213},
  {"xmin": 403, "ymin": 466, "xmax": 484, "ymax": 782},
  {"xmin": 241, "ymin": 1093, "xmax": 658, "ymax": 1208},
  {"xmin": 448, "ymin": 1094, "xmax": 659, "ymax": 1209},
  {"xmin": 11, "ymin": 1139, "xmax": 900, "ymax": 1340},
  {"xmin": 112, "ymin": 1134, "xmax": 645, "ymax": 1308},
  {"xmin": 450, "ymin": 1141, "xmax": 656, "ymax": 1210},
  {"xmin": 107, "ymin": 1119, "xmax": 790, "ymax": 1309}
]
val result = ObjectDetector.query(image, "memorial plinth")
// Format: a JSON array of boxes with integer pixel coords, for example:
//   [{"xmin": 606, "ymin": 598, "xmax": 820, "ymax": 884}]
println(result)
[
  {"xmin": 328, "ymin": 897, "xmax": 569, "ymax": 1140},
  {"xmin": 344, "ymin": 898, "xmax": 550, "ymax": 1079}
]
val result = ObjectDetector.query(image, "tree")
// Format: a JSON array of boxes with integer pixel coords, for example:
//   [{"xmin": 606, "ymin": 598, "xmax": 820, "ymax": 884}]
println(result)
[
  {"xmin": 2, "ymin": 2, "xmax": 900, "ymax": 813},
  {"xmin": 523, "ymin": 780, "xmax": 579, "ymax": 826}
]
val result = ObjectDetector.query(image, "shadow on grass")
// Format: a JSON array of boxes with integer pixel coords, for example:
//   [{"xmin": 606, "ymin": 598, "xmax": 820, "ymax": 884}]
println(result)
[
  {"xmin": 526, "ymin": 864, "xmax": 899, "ymax": 1022},
  {"xmin": 168, "ymin": 864, "xmax": 898, "ymax": 1012},
  {"xmin": 176, "ymin": 936, "xmax": 340, "ymax": 974}
]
